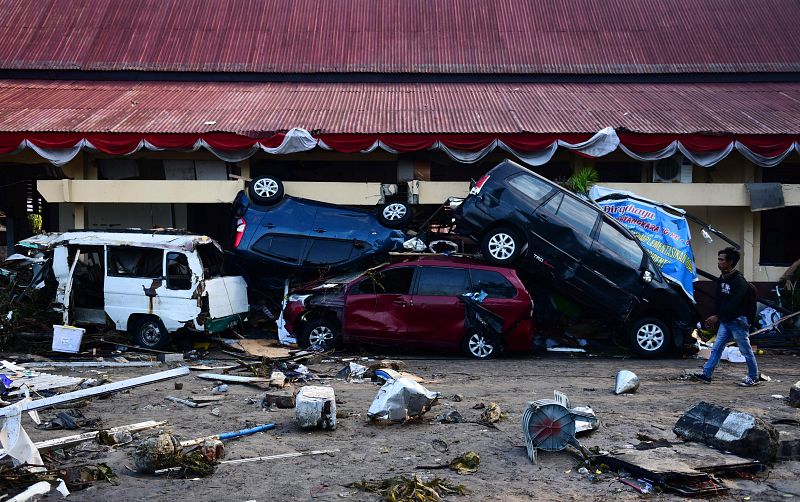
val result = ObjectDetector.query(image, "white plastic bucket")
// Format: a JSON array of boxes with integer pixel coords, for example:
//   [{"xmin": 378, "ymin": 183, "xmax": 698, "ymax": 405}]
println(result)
[{"xmin": 52, "ymin": 325, "xmax": 85, "ymax": 353}]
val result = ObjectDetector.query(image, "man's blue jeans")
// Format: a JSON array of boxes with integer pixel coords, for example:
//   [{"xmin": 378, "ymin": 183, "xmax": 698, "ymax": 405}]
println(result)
[{"xmin": 703, "ymin": 315, "xmax": 758, "ymax": 381}]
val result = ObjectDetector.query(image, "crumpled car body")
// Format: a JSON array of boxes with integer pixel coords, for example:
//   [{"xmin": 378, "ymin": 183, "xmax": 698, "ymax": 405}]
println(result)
[
  {"xmin": 283, "ymin": 256, "xmax": 537, "ymax": 358},
  {"xmin": 228, "ymin": 190, "xmax": 406, "ymax": 295},
  {"xmin": 453, "ymin": 159, "xmax": 699, "ymax": 357}
]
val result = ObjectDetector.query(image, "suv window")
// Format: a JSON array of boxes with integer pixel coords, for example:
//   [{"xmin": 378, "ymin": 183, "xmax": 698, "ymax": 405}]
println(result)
[
  {"xmin": 353, "ymin": 267, "xmax": 414, "ymax": 295},
  {"xmin": 166, "ymin": 252, "xmax": 192, "ymax": 290},
  {"xmin": 542, "ymin": 193, "xmax": 598, "ymax": 237},
  {"xmin": 416, "ymin": 267, "xmax": 470, "ymax": 296},
  {"xmin": 596, "ymin": 223, "xmax": 645, "ymax": 270},
  {"xmin": 107, "ymin": 246, "xmax": 163, "ymax": 278},
  {"xmin": 469, "ymin": 269, "xmax": 517, "ymax": 299},
  {"xmin": 305, "ymin": 239, "xmax": 354, "ymax": 266},
  {"xmin": 506, "ymin": 173, "xmax": 553, "ymax": 203},
  {"xmin": 252, "ymin": 235, "xmax": 305, "ymax": 263}
]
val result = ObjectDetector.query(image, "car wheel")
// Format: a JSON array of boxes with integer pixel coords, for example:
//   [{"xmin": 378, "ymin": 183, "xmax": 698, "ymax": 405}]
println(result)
[
  {"xmin": 629, "ymin": 317, "xmax": 671, "ymax": 358},
  {"xmin": 376, "ymin": 201, "xmax": 412, "ymax": 229},
  {"xmin": 299, "ymin": 319, "xmax": 339, "ymax": 351},
  {"xmin": 131, "ymin": 316, "xmax": 171, "ymax": 350},
  {"xmin": 248, "ymin": 175, "xmax": 285, "ymax": 205},
  {"xmin": 462, "ymin": 332, "xmax": 497, "ymax": 359},
  {"xmin": 481, "ymin": 227, "xmax": 522, "ymax": 265}
]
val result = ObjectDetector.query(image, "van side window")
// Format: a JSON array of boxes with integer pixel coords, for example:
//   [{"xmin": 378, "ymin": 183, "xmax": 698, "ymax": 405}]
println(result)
[
  {"xmin": 507, "ymin": 173, "xmax": 553, "ymax": 203},
  {"xmin": 166, "ymin": 252, "xmax": 192, "ymax": 290},
  {"xmin": 469, "ymin": 269, "xmax": 516, "ymax": 298},
  {"xmin": 416, "ymin": 267, "xmax": 470, "ymax": 296},
  {"xmin": 107, "ymin": 247, "xmax": 163, "ymax": 278}
]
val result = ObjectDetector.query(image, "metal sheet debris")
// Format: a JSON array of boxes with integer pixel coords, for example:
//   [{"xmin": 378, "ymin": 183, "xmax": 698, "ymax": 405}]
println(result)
[
  {"xmin": 614, "ymin": 370, "xmax": 640, "ymax": 395},
  {"xmin": 368, "ymin": 377, "xmax": 439, "ymax": 423}
]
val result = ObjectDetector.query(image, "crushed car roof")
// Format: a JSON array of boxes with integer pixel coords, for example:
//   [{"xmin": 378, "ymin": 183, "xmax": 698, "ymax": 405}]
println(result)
[{"xmin": 18, "ymin": 230, "xmax": 218, "ymax": 251}]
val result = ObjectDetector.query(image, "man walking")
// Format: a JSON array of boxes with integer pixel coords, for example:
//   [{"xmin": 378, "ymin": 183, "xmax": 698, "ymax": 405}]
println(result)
[{"xmin": 692, "ymin": 247, "xmax": 759, "ymax": 386}]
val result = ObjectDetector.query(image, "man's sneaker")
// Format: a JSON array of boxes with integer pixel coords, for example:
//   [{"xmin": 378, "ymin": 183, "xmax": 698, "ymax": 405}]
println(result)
[
  {"xmin": 738, "ymin": 377, "xmax": 759, "ymax": 387},
  {"xmin": 690, "ymin": 373, "xmax": 712, "ymax": 384}
]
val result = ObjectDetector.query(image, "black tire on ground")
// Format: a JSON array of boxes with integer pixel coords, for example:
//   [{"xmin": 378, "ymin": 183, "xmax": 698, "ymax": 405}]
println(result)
[
  {"xmin": 130, "ymin": 316, "xmax": 171, "ymax": 350},
  {"xmin": 298, "ymin": 318, "xmax": 340, "ymax": 350},
  {"xmin": 462, "ymin": 331, "xmax": 498, "ymax": 359},
  {"xmin": 248, "ymin": 174, "xmax": 285, "ymax": 205},
  {"xmin": 628, "ymin": 317, "xmax": 671, "ymax": 358},
  {"xmin": 480, "ymin": 226, "xmax": 523, "ymax": 265},
  {"xmin": 376, "ymin": 201, "xmax": 413, "ymax": 229}
]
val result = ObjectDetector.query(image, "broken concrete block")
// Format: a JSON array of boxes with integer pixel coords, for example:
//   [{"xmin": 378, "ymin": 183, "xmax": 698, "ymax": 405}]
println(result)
[
  {"xmin": 157, "ymin": 353, "xmax": 184, "ymax": 363},
  {"xmin": 673, "ymin": 402, "xmax": 779, "ymax": 462},
  {"xmin": 789, "ymin": 381, "xmax": 800, "ymax": 408},
  {"xmin": 295, "ymin": 386, "xmax": 336, "ymax": 430},
  {"xmin": 776, "ymin": 425, "xmax": 800, "ymax": 461}
]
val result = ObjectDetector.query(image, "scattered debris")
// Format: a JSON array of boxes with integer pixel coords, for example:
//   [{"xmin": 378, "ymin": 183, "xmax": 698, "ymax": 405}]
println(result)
[
  {"xmin": 436, "ymin": 410, "xmax": 464, "ymax": 424},
  {"xmin": 522, "ymin": 390, "xmax": 597, "ymax": 463},
  {"xmin": 133, "ymin": 433, "xmax": 183, "ymax": 474},
  {"xmin": 337, "ymin": 362, "xmax": 367, "ymax": 380},
  {"xmin": 269, "ymin": 370, "xmax": 288, "ymax": 388},
  {"xmin": 262, "ymin": 392, "xmax": 296, "ymax": 409},
  {"xmin": 431, "ymin": 439, "xmax": 449, "ymax": 453},
  {"xmin": 178, "ymin": 423, "xmax": 275, "ymax": 447},
  {"xmin": 156, "ymin": 353, "xmax": 184, "ymax": 363},
  {"xmin": 212, "ymin": 384, "xmax": 229, "ymax": 393},
  {"xmin": 368, "ymin": 377, "xmax": 439, "ymax": 423},
  {"xmin": 449, "ymin": 451, "xmax": 480, "ymax": 474},
  {"xmin": 451, "ymin": 394, "xmax": 463, "ymax": 402},
  {"xmin": 673, "ymin": 401, "xmax": 779, "ymax": 462},
  {"xmin": 296, "ymin": 386, "xmax": 337, "ymax": 430},
  {"xmin": 789, "ymin": 381, "xmax": 800, "ymax": 408},
  {"xmin": 478, "ymin": 402, "xmax": 507, "ymax": 425},
  {"xmin": 164, "ymin": 395, "xmax": 210, "ymax": 408},
  {"xmin": 573, "ymin": 406, "xmax": 599, "ymax": 435},
  {"xmin": 196, "ymin": 373, "xmax": 269, "ymax": 384},
  {"xmin": 36, "ymin": 409, "xmax": 99, "ymax": 430},
  {"xmin": 22, "ymin": 361, "xmax": 162, "ymax": 368},
  {"xmin": 348, "ymin": 474, "xmax": 466, "ymax": 501},
  {"xmin": 598, "ymin": 441, "xmax": 764, "ymax": 496},
  {"xmin": 614, "ymin": 370, "xmax": 640, "ymax": 395}
]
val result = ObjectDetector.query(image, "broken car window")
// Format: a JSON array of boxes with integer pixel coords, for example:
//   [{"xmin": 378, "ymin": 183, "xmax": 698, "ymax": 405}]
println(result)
[
  {"xmin": 107, "ymin": 246, "xmax": 163, "ymax": 278},
  {"xmin": 305, "ymin": 239, "xmax": 355, "ymax": 266},
  {"xmin": 354, "ymin": 267, "xmax": 414, "ymax": 295},
  {"xmin": 469, "ymin": 269, "xmax": 516, "ymax": 299},
  {"xmin": 415, "ymin": 267, "xmax": 470, "ymax": 296},
  {"xmin": 166, "ymin": 252, "xmax": 192, "ymax": 290},
  {"xmin": 596, "ymin": 223, "xmax": 645, "ymax": 270},
  {"xmin": 252, "ymin": 235, "xmax": 306, "ymax": 263},
  {"xmin": 197, "ymin": 243, "xmax": 223, "ymax": 278}
]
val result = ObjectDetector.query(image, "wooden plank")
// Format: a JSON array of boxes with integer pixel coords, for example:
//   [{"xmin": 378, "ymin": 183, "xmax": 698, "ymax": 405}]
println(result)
[
  {"xmin": 0, "ymin": 366, "xmax": 190, "ymax": 417},
  {"xmin": 196, "ymin": 373, "xmax": 269, "ymax": 383},
  {"xmin": 22, "ymin": 361, "xmax": 161, "ymax": 368}
]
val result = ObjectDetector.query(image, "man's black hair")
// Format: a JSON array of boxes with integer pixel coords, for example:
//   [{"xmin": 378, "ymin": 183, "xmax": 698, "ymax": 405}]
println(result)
[{"xmin": 718, "ymin": 246, "xmax": 740, "ymax": 267}]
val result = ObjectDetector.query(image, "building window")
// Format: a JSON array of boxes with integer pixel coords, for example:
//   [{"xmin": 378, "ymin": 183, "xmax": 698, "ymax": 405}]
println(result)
[
  {"xmin": 593, "ymin": 161, "xmax": 643, "ymax": 182},
  {"xmin": 760, "ymin": 207, "xmax": 800, "ymax": 267}
]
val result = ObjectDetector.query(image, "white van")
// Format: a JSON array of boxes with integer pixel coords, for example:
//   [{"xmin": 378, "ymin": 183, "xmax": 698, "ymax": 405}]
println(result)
[{"xmin": 16, "ymin": 230, "xmax": 249, "ymax": 349}]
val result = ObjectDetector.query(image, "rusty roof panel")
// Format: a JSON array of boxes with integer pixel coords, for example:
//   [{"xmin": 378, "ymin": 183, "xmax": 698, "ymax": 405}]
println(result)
[
  {"xmin": 1, "ymin": 80, "xmax": 800, "ymax": 135},
  {"xmin": 0, "ymin": 0, "xmax": 799, "ymax": 74}
]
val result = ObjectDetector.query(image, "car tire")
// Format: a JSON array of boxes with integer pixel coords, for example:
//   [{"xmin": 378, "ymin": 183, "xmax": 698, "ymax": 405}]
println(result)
[
  {"xmin": 462, "ymin": 332, "xmax": 497, "ymax": 359},
  {"xmin": 376, "ymin": 201, "xmax": 412, "ymax": 229},
  {"xmin": 298, "ymin": 318, "xmax": 339, "ymax": 351},
  {"xmin": 248, "ymin": 174, "xmax": 285, "ymax": 205},
  {"xmin": 481, "ymin": 227, "xmax": 523, "ymax": 265},
  {"xmin": 629, "ymin": 317, "xmax": 671, "ymax": 358},
  {"xmin": 130, "ymin": 316, "xmax": 171, "ymax": 350}
]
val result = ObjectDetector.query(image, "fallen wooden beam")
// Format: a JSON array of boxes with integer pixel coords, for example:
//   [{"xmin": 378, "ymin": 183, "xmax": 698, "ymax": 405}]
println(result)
[
  {"xmin": 196, "ymin": 373, "xmax": 269, "ymax": 384},
  {"xmin": 0, "ymin": 366, "xmax": 190, "ymax": 418},
  {"xmin": 22, "ymin": 361, "xmax": 162, "ymax": 368},
  {"xmin": 0, "ymin": 420, "xmax": 166, "ymax": 458}
]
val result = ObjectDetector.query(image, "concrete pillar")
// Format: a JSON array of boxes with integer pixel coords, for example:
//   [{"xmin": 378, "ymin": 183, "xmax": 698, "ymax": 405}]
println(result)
[
  {"xmin": 73, "ymin": 203, "xmax": 85, "ymax": 229},
  {"xmin": 742, "ymin": 161, "xmax": 756, "ymax": 280}
]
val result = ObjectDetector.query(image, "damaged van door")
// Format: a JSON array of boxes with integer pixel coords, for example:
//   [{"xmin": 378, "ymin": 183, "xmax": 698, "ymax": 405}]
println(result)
[{"xmin": 44, "ymin": 231, "xmax": 249, "ymax": 350}]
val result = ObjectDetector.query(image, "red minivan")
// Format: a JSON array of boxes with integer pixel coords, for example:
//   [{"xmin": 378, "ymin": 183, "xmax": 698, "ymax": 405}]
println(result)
[{"xmin": 283, "ymin": 256, "xmax": 536, "ymax": 359}]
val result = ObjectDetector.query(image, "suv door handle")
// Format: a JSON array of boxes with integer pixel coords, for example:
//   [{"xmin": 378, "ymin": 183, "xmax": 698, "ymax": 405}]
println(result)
[
  {"xmin": 392, "ymin": 298, "xmax": 409, "ymax": 307},
  {"xmin": 313, "ymin": 228, "xmax": 326, "ymax": 233},
  {"xmin": 263, "ymin": 223, "xmax": 275, "ymax": 229}
]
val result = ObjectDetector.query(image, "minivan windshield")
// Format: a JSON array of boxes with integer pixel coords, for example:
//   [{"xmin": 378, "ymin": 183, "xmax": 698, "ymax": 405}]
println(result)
[{"xmin": 197, "ymin": 243, "xmax": 224, "ymax": 278}]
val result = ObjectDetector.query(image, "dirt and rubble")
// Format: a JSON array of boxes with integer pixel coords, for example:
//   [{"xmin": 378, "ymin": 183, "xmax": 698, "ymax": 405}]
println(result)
[{"xmin": 3, "ymin": 348, "xmax": 800, "ymax": 501}]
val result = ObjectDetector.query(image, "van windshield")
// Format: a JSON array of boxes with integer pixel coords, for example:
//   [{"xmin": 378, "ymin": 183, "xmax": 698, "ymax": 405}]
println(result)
[{"xmin": 197, "ymin": 243, "xmax": 224, "ymax": 278}]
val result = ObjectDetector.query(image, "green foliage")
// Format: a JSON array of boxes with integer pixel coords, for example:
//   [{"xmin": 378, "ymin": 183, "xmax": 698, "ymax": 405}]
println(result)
[
  {"xmin": 566, "ymin": 167, "xmax": 599, "ymax": 194},
  {"xmin": 28, "ymin": 213, "xmax": 42, "ymax": 234}
]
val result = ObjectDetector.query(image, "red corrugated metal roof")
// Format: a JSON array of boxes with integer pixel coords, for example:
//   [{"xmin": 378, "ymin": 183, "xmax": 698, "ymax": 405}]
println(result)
[
  {"xmin": 0, "ymin": 80, "xmax": 799, "ymax": 135},
  {"xmin": 1, "ymin": 0, "xmax": 799, "ymax": 74}
]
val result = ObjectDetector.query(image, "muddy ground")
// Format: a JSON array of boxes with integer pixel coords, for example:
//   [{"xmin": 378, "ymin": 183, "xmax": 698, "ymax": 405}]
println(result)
[{"xmin": 6, "ymin": 350, "xmax": 800, "ymax": 502}]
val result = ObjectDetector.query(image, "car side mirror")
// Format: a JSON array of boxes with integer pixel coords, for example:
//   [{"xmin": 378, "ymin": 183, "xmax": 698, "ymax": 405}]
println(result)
[{"xmin": 642, "ymin": 270, "xmax": 653, "ymax": 283}]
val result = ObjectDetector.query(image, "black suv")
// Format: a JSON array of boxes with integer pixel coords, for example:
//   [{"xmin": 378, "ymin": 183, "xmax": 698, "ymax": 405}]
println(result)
[{"xmin": 453, "ymin": 159, "xmax": 699, "ymax": 357}]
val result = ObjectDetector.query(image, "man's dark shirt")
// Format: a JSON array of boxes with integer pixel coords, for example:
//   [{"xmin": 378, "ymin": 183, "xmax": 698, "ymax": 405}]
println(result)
[{"xmin": 714, "ymin": 269, "xmax": 748, "ymax": 322}]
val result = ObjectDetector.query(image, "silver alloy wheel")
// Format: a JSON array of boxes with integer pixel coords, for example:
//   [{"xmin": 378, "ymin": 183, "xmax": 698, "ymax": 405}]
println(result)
[
  {"xmin": 487, "ymin": 232, "xmax": 516, "ymax": 261},
  {"xmin": 308, "ymin": 325, "xmax": 335, "ymax": 347},
  {"xmin": 468, "ymin": 333, "xmax": 494, "ymax": 358},
  {"xmin": 635, "ymin": 323, "xmax": 665, "ymax": 352},
  {"xmin": 140, "ymin": 321, "xmax": 162, "ymax": 346},
  {"xmin": 382, "ymin": 202, "xmax": 407, "ymax": 221},
  {"xmin": 253, "ymin": 177, "xmax": 279, "ymax": 198}
]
